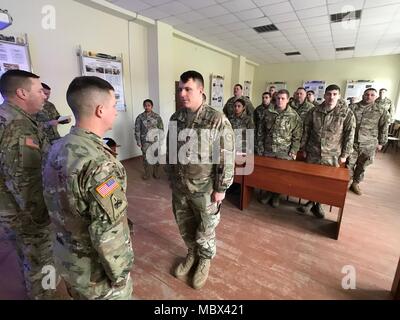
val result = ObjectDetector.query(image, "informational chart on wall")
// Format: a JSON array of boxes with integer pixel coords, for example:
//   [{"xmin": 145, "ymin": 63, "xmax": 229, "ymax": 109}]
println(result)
[
  {"xmin": 0, "ymin": 39, "xmax": 32, "ymax": 104},
  {"xmin": 266, "ymin": 81, "xmax": 287, "ymax": 91},
  {"xmin": 345, "ymin": 80, "xmax": 375, "ymax": 104},
  {"xmin": 210, "ymin": 74, "xmax": 224, "ymax": 109},
  {"xmin": 303, "ymin": 80, "xmax": 326, "ymax": 104},
  {"xmin": 244, "ymin": 80, "xmax": 252, "ymax": 98},
  {"xmin": 79, "ymin": 51, "xmax": 126, "ymax": 111}
]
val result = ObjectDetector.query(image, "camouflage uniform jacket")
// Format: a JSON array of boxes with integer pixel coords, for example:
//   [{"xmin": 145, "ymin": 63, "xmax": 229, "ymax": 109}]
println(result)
[
  {"xmin": 228, "ymin": 111, "xmax": 255, "ymax": 154},
  {"xmin": 375, "ymin": 97, "xmax": 394, "ymax": 123},
  {"xmin": 257, "ymin": 105, "xmax": 302, "ymax": 159},
  {"xmin": 289, "ymin": 100, "xmax": 315, "ymax": 122},
  {"xmin": 301, "ymin": 102, "xmax": 356, "ymax": 166},
  {"xmin": 350, "ymin": 102, "xmax": 389, "ymax": 149},
  {"xmin": 35, "ymin": 101, "xmax": 61, "ymax": 143},
  {"xmin": 42, "ymin": 127, "xmax": 133, "ymax": 288},
  {"xmin": 0, "ymin": 101, "xmax": 49, "ymax": 226},
  {"xmin": 254, "ymin": 104, "xmax": 271, "ymax": 130},
  {"xmin": 223, "ymin": 96, "xmax": 255, "ymax": 118},
  {"xmin": 134, "ymin": 111, "xmax": 164, "ymax": 146},
  {"xmin": 166, "ymin": 104, "xmax": 235, "ymax": 194}
]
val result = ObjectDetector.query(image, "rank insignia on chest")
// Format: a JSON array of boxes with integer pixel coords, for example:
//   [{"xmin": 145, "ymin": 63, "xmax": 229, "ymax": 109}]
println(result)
[{"xmin": 96, "ymin": 177, "xmax": 120, "ymax": 198}]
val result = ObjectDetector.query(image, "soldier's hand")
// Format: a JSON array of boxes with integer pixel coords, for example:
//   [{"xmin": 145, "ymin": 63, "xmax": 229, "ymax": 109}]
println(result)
[
  {"xmin": 377, "ymin": 145, "xmax": 383, "ymax": 151},
  {"xmin": 212, "ymin": 191, "xmax": 225, "ymax": 205},
  {"xmin": 339, "ymin": 157, "xmax": 347, "ymax": 164},
  {"xmin": 137, "ymin": 144, "xmax": 142, "ymax": 148},
  {"xmin": 289, "ymin": 152, "xmax": 296, "ymax": 160},
  {"xmin": 49, "ymin": 120, "xmax": 59, "ymax": 127}
]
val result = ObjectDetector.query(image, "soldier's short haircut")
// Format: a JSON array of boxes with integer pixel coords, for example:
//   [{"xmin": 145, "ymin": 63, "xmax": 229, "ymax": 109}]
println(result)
[
  {"xmin": 379, "ymin": 88, "xmax": 387, "ymax": 92},
  {"xmin": 297, "ymin": 87, "xmax": 307, "ymax": 92},
  {"xmin": 234, "ymin": 84, "xmax": 243, "ymax": 90},
  {"xmin": 180, "ymin": 70, "xmax": 204, "ymax": 87},
  {"xmin": 277, "ymin": 89, "xmax": 290, "ymax": 98},
  {"xmin": 143, "ymin": 99, "xmax": 153, "ymax": 106},
  {"xmin": 235, "ymin": 98, "xmax": 246, "ymax": 107},
  {"xmin": 269, "ymin": 86, "xmax": 276, "ymax": 90},
  {"xmin": 325, "ymin": 84, "xmax": 341, "ymax": 93},
  {"xmin": 0, "ymin": 70, "xmax": 40, "ymax": 98},
  {"xmin": 307, "ymin": 90, "xmax": 315, "ymax": 95},
  {"xmin": 262, "ymin": 92, "xmax": 271, "ymax": 97},
  {"xmin": 42, "ymin": 82, "xmax": 51, "ymax": 90},
  {"xmin": 66, "ymin": 76, "xmax": 114, "ymax": 118},
  {"xmin": 364, "ymin": 88, "xmax": 377, "ymax": 94}
]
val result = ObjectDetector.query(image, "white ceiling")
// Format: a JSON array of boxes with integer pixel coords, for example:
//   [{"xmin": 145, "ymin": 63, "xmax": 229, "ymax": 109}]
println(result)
[{"xmin": 105, "ymin": 0, "xmax": 400, "ymax": 64}]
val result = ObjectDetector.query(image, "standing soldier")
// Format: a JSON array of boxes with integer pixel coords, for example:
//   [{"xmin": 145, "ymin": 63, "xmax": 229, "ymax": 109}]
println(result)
[
  {"xmin": 253, "ymin": 92, "xmax": 272, "ymax": 136},
  {"xmin": 290, "ymin": 87, "xmax": 315, "ymax": 122},
  {"xmin": 348, "ymin": 88, "xmax": 389, "ymax": 195},
  {"xmin": 299, "ymin": 85, "xmax": 356, "ymax": 217},
  {"xmin": 375, "ymin": 88, "xmax": 394, "ymax": 123},
  {"xmin": 0, "ymin": 70, "xmax": 54, "ymax": 299},
  {"xmin": 166, "ymin": 70, "xmax": 235, "ymax": 290},
  {"xmin": 228, "ymin": 98, "xmax": 255, "ymax": 153},
  {"xmin": 35, "ymin": 83, "xmax": 70, "ymax": 144},
  {"xmin": 42, "ymin": 76, "xmax": 134, "ymax": 300},
  {"xmin": 223, "ymin": 84, "xmax": 254, "ymax": 118},
  {"xmin": 257, "ymin": 89, "xmax": 302, "ymax": 208},
  {"xmin": 135, "ymin": 99, "xmax": 164, "ymax": 180},
  {"xmin": 306, "ymin": 90, "xmax": 319, "ymax": 107}
]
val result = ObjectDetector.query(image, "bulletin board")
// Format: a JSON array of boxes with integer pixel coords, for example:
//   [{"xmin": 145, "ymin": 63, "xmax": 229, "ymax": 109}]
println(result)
[
  {"xmin": 266, "ymin": 81, "xmax": 287, "ymax": 91},
  {"xmin": 244, "ymin": 80, "xmax": 252, "ymax": 98},
  {"xmin": 344, "ymin": 80, "xmax": 375, "ymax": 104},
  {"xmin": 0, "ymin": 39, "xmax": 32, "ymax": 104},
  {"xmin": 79, "ymin": 51, "xmax": 126, "ymax": 112},
  {"xmin": 210, "ymin": 74, "xmax": 224, "ymax": 109},
  {"xmin": 303, "ymin": 80, "xmax": 326, "ymax": 104}
]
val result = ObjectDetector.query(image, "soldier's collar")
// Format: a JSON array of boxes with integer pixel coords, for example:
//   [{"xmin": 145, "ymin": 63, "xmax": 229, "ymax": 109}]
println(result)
[
  {"xmin": 70, "ymin": 126, "xmax": 105, "ymax": 145},
  {"xmin": 4, "ymin": 101, "xmax": 37, "ymax": 123}
]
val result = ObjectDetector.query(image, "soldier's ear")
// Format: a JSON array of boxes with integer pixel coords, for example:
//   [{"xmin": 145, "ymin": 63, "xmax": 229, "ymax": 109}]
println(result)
[
  {"xmin": 95, "ymin": 104, "xmax": 103, "ymax": 118},
  {"xmin": 15, "ymin": 88, "xmax": 28, "ymax": 100}
]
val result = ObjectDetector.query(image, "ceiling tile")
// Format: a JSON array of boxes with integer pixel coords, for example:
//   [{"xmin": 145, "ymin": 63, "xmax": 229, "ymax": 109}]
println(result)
[
  {"xmin": 269, "ymin": 11, "xmax": 298, "ymax": 23},
  {"xmin": 111, "ymin": 0, "xmax": 151, "ymax": 12},
  {"xmin": 210, "ymin": 13, "xmax": 240, "ymax": 25},
  {"xmin": 174, "ymin": 11, "xmax": 205, "ymax": 23},
  {"xmin": 245, "ymin": 16, "xmax": 272, "ymax": 27},
  {"xmin": 140, "ymin": 7, "xmax": 171, "ymax": 20},
  {"xmin": 160, "ymin": 15, "xmax": 185, "ymax": 26},
  {"xmin": 235, "ymin": 8, "xmax": 265, "ymax": 21},
  {"xmin": 291, "ymin": 0, "xmax": 326, "ymax": 10},
  {"xmin": 300, "ymin": 15, "xmax": 329, "ymax": 26},
  {"xmin": 296, "ymin": 6, "xmax": 328, "ymax": 19},
  {"xmin": 157, "ymin": 1, "xmax": 191, "ymax": 15},
  {"xmin": 197, "ymin": 4, "xmax": 230, "ymax": 17},
  {"xmin": 364, "ymin": 0, "xmax": 400, "ymax": 9},
  {"xmin": 261, "ymin": 1, "xmax": 294, "ymax": 16},
  {"xmin": 142, "ymin": 0, "xmax": 172, "ymax": 5},
  {"xmin": 183, "ymin": 0, "xmax": 218, "ymax": 9},
  {"xmin": 221, "ymin": 0, "xmax": 257, "ymax": 13}
]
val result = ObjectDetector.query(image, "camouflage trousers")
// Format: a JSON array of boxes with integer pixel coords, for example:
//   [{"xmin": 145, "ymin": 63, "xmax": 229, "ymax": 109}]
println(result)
[
  {"xmin": 64, "ymin": 273, "xmax": 133, "ymax": 300},
  {"xmin": 0, "ymin": 193, "xmax": 55, "ymax": 300},
  {"xmin": 142, "ymin": 143, "xmax": 160, "ymax": 178},
  {"xmin": 347, "ymin": 145, "xmax": 376, "ymax": 183},
  {"xmin": 172, "ymin": 190, "xmax": 221, "ymax": 260}
]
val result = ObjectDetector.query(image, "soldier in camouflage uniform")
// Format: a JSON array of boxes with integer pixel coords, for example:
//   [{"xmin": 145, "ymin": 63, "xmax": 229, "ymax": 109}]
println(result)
[
  {"xmin": 289, "ymin": 87, "xmax": 315, "ymax": 122},
  {"xmin": 166, "ymin": 71, "xmax": 235, "ymax": 290},
  {"xmin": 42, "ymin": 76, "xmax": 134, "ymax": 300},
  {"xmin": 228, "ymin": 98, "xmax": 255, "ymax": 153},
  {"xmin": 257, "ymin": 89, "xmax": 302, "ymax": 208},
  {"xmin": 35, "ymin": 83, "xmax": 68, "ymax": 144},
  {"xmin": 0, "ymin": 70, "xmax": 54, "ymax": 300},
  {"xmin": 376, "ymin": 88, "xmax": 394, "ymax": 123},
  {"xmin": 253, "ymin": 92, "xmax": 272, "ymax": 142},
  {"xmin": 348, "ymin": 88, "xmax": 389, "ymax": 195},
  {"xmin": 223, "ymin": 83, "xmax": 255, "ymax": 118},
  {"xmin": 134, "ymin": 99, "xmax": 164, "ymax": 180},
  {"xmin": 306, "ymin": 90, "xmax": 320, "ymax": 107},
  {"xmin": 299, "ymin": 84, "xmax": 356, "ymax": 217}
]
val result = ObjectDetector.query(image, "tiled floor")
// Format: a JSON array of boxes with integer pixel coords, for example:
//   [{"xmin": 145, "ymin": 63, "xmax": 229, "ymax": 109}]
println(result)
[{"xmin": 1, "ymin": 151, "xmax": 399, "ymax": 300}]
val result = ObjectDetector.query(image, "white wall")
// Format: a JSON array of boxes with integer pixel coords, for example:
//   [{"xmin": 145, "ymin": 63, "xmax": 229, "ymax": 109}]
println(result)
[{"xmin": 1, "ymin": 0, "xmax": 149, "ymax": 160}]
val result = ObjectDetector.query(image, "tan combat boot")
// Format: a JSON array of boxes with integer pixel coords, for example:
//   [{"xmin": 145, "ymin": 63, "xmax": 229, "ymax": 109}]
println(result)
[
  {"xmin": 153, "ymin": 164, "xmax": 161, "ymax": 179},
  {"xmin": 174, "ymin": 249, "xmax": 197, "ymax": 279},
  {"xmin": 142, "ymin": 163, "xmax": 151, "ymax": 180},
  {"xmin": 350, "ymin": 182, "xmax": 362, "ymax": 195},
  {"xmin": 193, "ymin": 258, "xmax": 211, "ymax": 290}
]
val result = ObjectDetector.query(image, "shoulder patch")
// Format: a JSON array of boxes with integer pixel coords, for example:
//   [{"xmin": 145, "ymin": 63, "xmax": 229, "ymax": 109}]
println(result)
[{"xmin": 96, "ymin": 177, "xmax": 120, "ymax": 198}]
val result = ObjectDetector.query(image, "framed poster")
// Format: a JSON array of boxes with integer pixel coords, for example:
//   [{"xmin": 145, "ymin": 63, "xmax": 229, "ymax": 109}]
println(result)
[
  {"xmin": 244, "ymin": 80, "xmax": 252, "ymax": 98},
  {"xmin": 266, "ymin": 81, "xmax": 287, "ymax": 91},
  {"xmin": 0, "ymin": 39, "xmax": 32, "ymax": 104},
  {"xmin": 79, "ymin": 51, "xmax": 126, "ymax": 112},
  {"xmin": 345, "ymin": 80, "xmax": 375, "ymax": 104},
  {"xmin": 210, "ymin": 74, "xmax": 224, "ymax": 109},
  {"xmin": 303, "ymin": 80, "xmax": 326, "ymax": 104}
]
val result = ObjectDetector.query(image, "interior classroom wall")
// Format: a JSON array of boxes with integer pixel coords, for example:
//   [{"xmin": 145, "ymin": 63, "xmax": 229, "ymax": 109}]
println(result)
[
  {"xmin": 245, "ymin": 63, "xmax": 256, "ymax": 101},
  {"xmin": 173, "ymin": 35, "xmax": 235, "ymax": 112},
  {"xmin": 253, "ymin": 54, "xmax": 400, "ymax": 119},
  {"xmin": 1, "ymin": 0, "xmax": 150, "ymax": 160}
]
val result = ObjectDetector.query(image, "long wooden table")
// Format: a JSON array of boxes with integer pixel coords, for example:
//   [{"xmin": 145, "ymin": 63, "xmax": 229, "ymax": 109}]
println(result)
[
  {"xmin": 392, "ymin": 257, "xmax": 400, "ymax": 299},
  {"xmin": 235, "ymin": 155, "xmax": 350, "ymax": 240}
]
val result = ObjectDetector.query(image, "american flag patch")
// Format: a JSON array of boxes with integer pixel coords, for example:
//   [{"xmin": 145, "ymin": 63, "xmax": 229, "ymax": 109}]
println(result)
[
  {"xmin": 25, "ymin": 137, "xmax": 40, "ymax": 149},
  {"xmin": 96, "ymin": 177, "xmax": 120, "ymax": 198}
]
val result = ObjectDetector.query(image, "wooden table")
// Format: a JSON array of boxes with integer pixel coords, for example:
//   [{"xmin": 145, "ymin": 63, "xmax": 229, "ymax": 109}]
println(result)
[
  {"xmin": 392, "ymin": 257, "xmax": 400, "ymax": 300},
  {"xmin": 237, "ymin": 155, "xmax": 350, "ymax": 240}
]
